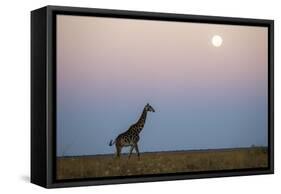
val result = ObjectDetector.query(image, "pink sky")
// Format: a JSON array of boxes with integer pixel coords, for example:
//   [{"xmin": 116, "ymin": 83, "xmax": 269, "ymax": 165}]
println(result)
[{"xmin": 57, "ymin": 15, "xmax": 267, "ymax": 96}]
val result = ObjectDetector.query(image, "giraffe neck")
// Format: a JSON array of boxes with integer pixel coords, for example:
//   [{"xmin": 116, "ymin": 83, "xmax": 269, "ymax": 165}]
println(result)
[{"xmin": 134, "ymin": 108, "xmax": 147, "ymax": 134}]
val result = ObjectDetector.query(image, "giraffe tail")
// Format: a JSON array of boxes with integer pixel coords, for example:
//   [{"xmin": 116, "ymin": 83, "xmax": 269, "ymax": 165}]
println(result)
[{"xmin": 109, "ymin": 139, "xmax": 116, "ymax": 146}]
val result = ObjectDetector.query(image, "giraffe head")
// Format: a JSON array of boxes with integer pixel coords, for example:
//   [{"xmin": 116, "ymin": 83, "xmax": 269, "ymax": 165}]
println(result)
[{"xmin": 145, "ymin": 103, "xmax": 155, "ymax": 112}]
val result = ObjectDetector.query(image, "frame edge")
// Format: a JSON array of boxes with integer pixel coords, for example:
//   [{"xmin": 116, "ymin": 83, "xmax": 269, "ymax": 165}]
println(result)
[{"xmin": 31, "ymin": 6, "xmax": 48, "ymax": 188}]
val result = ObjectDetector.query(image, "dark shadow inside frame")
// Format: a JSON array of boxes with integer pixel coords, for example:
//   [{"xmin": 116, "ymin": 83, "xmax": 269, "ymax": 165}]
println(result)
[{"xmin": 31, "ymin": 5, "xmax": 274, "ymax": 188}]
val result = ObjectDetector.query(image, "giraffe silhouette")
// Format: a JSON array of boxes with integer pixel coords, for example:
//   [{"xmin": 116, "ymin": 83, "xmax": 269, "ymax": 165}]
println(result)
[{"xmin": 109, "ymin": 103, "xmax": 155, "ymax": 159}]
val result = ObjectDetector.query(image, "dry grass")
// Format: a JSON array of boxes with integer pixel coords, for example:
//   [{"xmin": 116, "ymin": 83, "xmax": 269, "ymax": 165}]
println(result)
[{"xmin": 57, "ymin": 147, "xmax": 268, "ymax": 180}]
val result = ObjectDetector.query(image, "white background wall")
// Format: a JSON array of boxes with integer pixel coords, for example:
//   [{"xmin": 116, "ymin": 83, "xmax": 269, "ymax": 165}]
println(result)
[{"xmin": 0, "ymin": 0, "xmax": 279, "ymax": 193}]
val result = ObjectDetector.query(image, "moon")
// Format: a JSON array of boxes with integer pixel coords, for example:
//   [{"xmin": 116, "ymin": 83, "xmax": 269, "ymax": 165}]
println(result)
[{"xmin": 212, "ymin": 35, "xmax": 223, "ymax": 47}]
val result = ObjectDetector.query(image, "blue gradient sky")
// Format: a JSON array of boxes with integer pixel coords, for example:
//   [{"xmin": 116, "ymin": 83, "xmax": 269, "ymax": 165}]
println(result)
[{"xmin": 56, "ymin": 15, "xmax": 268, "ymax": 156}]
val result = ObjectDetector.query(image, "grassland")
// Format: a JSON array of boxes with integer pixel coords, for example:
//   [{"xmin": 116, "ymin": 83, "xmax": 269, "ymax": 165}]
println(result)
[{"xmin": 57, "ymin": 147, "xmax": 268, "ymax": 180}]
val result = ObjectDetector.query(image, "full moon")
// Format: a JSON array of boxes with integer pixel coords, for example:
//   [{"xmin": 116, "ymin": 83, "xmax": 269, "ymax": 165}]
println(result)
[{"xmin": 212, "ymin": 35, "xmax": 223, "ymax": 47}]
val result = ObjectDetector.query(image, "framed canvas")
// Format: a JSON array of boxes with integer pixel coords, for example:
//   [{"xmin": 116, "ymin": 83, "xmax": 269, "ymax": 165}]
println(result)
[{"xmin": 31, "ymin": 5, "xmax": 274, "ymax": 188}]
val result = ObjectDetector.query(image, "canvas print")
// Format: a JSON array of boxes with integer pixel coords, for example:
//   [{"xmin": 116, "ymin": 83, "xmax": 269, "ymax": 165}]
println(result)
[{"xmin": 56, "ymin": 15, "xmax": 268, "ymax": 180}]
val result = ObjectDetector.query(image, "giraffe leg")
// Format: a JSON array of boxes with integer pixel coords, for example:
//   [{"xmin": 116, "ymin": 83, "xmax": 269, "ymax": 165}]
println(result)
[
  {"xmin": 135, "ymin": 144, "xmax": 140, "ymax": 159},
  {"xmin": 116, "ymin": 145, "xmax": 121, "ymax": 158},
  {"xmin": 128, "ymin": 146, "xmax": 134, "ymax": 159}
]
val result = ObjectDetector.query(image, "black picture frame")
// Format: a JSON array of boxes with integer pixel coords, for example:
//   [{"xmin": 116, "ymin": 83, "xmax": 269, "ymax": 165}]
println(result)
[{"xmin": 31, "ymin": 5, "xmax": 274, "ymax": 188}]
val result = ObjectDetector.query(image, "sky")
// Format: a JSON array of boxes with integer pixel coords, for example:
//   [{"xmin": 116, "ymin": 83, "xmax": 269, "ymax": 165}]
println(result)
[{"xmin": 56, "ymin": 15, "xmax": 268, "ymax": 157}]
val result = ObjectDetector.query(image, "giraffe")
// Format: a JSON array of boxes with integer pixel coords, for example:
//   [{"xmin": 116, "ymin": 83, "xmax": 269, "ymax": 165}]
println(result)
[{"xmin": 109, "ymin": 103, "xmax": 155, "ymax": 159}]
